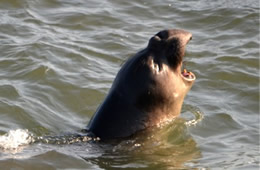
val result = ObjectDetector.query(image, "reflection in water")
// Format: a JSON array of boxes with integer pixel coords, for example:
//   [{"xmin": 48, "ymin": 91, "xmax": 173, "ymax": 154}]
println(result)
[{"xmin": 84, "ymin": 118, "xmax": 201, "ymax": 169}]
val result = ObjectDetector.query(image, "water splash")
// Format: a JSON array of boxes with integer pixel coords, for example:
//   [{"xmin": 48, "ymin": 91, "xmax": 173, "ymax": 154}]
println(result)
[
  {"xmin": 0, "ymin": 129, "xmax": 100, "ymax": 153},
  {"xmin": 184, "ymin": 105, "xmax": 204, "ymax": 126},
  {"xmin": 34, "ymin": 134, "xmax": 99, "ymax": 145},
  {"xmin": 0, "ymin": 129, "xmax": 34, "ymax": 151}
]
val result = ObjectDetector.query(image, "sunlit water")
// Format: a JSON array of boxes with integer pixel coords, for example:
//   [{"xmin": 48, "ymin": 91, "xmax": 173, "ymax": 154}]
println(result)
[{"xmin": 0, "ymin": 0, "xmax": 259, "ymax": 169}]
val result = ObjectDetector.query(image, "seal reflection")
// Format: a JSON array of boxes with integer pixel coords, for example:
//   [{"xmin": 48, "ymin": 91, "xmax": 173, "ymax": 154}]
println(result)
[{"xmin": 84, "ymin": 118, "xmax": 201, "ymax": 169}]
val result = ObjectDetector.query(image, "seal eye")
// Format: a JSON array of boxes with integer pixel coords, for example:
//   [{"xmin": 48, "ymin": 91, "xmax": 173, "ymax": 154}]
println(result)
[
  {"xmin": 148, "ymin": 35, "xmax": 163, "ymax": 49},
  {"xmin": 156, "ymin": 30, "xmax": 169, "ymax": 40},
  {"xmin": 153, "ymin": 35, "xmax": 161, "ymax": 42}
]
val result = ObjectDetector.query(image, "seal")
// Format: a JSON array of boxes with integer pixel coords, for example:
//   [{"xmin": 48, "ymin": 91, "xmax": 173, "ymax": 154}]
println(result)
[{"xmin": 87, "ymin": 29, "xmax": 195, "ymax": 140}]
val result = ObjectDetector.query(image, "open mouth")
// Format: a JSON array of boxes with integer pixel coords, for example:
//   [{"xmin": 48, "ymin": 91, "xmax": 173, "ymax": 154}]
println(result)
[{"xmin": 181, "ymin": 68, "xmax": 196, "ymax": 81}]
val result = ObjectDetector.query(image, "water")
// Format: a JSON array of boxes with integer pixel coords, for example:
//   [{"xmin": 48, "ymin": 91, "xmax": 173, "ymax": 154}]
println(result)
[{"xmin": 0, "ymin": 0, "xmax": 259, "ymax": 169}]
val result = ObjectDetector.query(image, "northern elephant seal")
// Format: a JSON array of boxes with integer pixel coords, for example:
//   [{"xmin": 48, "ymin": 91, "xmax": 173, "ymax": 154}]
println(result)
[{"xmin": 87, "ymin": 29, "xmax": 195, "ymax": 140}]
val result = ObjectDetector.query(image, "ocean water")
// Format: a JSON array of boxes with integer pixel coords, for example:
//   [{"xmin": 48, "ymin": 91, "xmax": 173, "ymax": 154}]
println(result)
[{"xmin": 0, "ymin": 0, "xmax": 259, "ymax": 169}]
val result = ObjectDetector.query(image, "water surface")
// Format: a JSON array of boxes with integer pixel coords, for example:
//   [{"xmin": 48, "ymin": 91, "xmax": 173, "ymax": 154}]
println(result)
[{"xmin": 0, "ymin": 0, "xmax": 259, "ymax": 169}]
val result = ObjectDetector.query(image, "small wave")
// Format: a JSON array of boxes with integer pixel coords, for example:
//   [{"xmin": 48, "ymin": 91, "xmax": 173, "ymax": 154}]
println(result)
[
  {"xmin": 183, "ymin": 105, "xmax": 204, "ymax": 126},
  {"xmin": 0, "ymin": 129, "xmax": 34, "ymax": 151}
]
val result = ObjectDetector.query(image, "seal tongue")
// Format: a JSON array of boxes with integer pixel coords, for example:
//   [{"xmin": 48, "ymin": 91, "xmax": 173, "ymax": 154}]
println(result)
[{"xmin": 182, "ymin": 69, "xmax": 194, "ymax": 79}]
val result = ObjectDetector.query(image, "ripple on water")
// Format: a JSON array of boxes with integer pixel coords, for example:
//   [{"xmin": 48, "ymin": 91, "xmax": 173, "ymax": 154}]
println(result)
[
  {"xmin": 0, "ymin": 0, "xmax": 259, "ymax": 169},
  {"xmin": 0, "ymin": 0, "xmax": 26, "ymax": 9},
  {"xmin": 0, "ymin": 84, "xmax": 20, "ymax": 100}
]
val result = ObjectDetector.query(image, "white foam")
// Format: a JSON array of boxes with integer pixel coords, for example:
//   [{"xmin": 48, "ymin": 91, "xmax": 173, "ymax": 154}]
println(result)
[
  {"xmin": 185, "ymin": 110, "xmax": 204, "ymax": 126},
  {"xmin": 0, "ymin": 129, "xmax": 34, "ymax": 151}
]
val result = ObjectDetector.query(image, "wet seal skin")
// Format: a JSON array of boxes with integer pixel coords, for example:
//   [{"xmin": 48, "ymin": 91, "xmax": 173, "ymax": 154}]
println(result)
[{"xmin": 86, "ymin": 29, "xmax": 196, "ymax": 140}]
